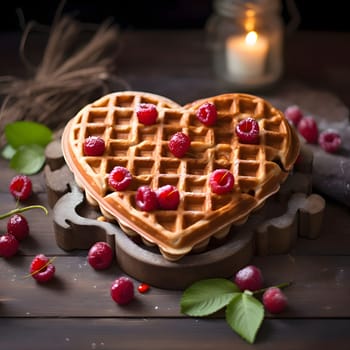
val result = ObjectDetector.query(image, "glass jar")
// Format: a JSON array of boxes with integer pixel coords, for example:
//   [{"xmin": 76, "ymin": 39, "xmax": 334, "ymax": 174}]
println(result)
[{"xmin": 207, "ymin": 0, "xmax": 284, "ymax": 91}]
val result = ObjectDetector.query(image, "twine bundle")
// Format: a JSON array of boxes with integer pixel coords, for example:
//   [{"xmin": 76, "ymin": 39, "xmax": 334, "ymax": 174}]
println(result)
[{"xmin": 0, "ymin": 12, "xmax": 129, "ymax": 144}]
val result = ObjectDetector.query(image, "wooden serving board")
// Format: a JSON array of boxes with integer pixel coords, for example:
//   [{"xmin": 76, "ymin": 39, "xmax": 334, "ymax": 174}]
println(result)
[{"xmin": 44, "ymin": 139, "xmax": 325, "ymax": 290}]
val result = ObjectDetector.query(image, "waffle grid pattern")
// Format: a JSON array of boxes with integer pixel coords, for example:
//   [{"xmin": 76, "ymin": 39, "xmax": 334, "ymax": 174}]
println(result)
[{"xmin": 63, "ymin": 91, "xmax": 299, "ymax": 260}]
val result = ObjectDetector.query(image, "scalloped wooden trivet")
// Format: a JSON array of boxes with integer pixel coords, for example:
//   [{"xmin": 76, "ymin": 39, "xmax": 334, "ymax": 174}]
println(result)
[{"xmin": 44, "ymin": 140, "xmax": 325, "ymax": 289}]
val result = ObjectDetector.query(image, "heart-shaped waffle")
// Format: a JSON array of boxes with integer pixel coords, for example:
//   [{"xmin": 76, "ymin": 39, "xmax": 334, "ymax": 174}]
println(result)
[{"xmin": 61, "ymin": 91, "xmax": 300, "ymax": 261}]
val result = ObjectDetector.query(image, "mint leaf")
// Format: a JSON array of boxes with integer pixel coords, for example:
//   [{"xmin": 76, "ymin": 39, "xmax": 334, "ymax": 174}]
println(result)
[
  {"xmin": 1, "ymin": 144, "xmax": 16, "ymax": 160},
  {"xmin": 10, "ymin": 144, "xmax": 45, "ymax": 175},
  {"xmin": 5, "ymin": 121, "xmax": 52, "ymax": 149},
  {"xmin": 180, "ymin": 278, "xmax": 240, "ymax": 317},
  {"xmin": 226, "ymin": 292, "xmax": 264, "ymax": 344}
]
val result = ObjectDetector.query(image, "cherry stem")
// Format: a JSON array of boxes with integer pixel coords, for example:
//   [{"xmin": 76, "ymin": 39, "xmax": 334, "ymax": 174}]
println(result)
[
  {"xmin": 219, "ymin": 170, "xmax": 229, "ymax": 185},
  {"xmin": 252, "ymin": 281, "xmax": 292, "ymax": 295},
  {"xmin": 166, "ymin": 189, "xmax": 177, "ymax": 198},
  {"xmin": 0, "ymin": 205, "xmax": 48, "ymax": 220}
]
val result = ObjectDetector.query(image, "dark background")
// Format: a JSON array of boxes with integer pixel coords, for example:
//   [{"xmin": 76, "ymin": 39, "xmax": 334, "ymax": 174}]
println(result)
[{"xmin": 0, "ymin": 0, "xmax": 348, "ymax": 32}]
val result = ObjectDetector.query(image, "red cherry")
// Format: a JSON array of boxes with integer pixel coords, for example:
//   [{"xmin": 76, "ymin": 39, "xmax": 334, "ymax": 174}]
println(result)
[
  {"xmin": 7, "ymin": 214, "xmax": 30, "ymax": 241},
  {"xmin": 263, "ymin": 287, "xmax": 288, "ymax": 314},
  {"xmin": 156, "ymin": 185, "xmax": 180, "ymax": 210},
  {"xmin": 234, "ymin": 265, "xmax": 264, "ymax": 292},
  {"xmin": 284, "ymin": 105, "xmax": 303, "ymax": 126},
  {"xmin": 196, "ymin": 102, "xmax": 217, "ymax": 126},
  {"xmin": 30, "ymin": 254, "xmax": 56, "ymax": 283},
  {"xmin": 236, "ymin": 118, "xmax": 260, "ymax": 144},
  {"xmin": 9, "ymin": 175, "xmax": 32, "ymax": 201},
  {"xmin": 0, "ymin": 234, "xmax": 19, "ymax": 258},
  {"xmin": 83, "ymin": 136, "xmax": 105, "ymax": 156},
  {"xmin": 318, "ymin": 129, "xmax": 341, "ymax": 153},
  {"xmin": 108, "ymin": 166, "xmax": 132, "ymax": 191},
  {"xmin": 87, "ymin": 242, "xmax": 114, "ymax": 270},
  {"xmin": 111, "ymin": 276, "xmax": 135, "ymax": 305},
  {"xmin": 30, "ymin": 254, "xmax": 49, "ymax": 272},
  {"xmin": 297, "ymin": 116, "xmax": 318, "ymax": 144},
  {"xmin": 135, "ymin": 186, "xmax": 158, "ymax": 211},
  {"xmin": 136, "ymin": 103, "xmax": 158, "ymax": 125},
  {"xmin": 209, "ymin": 169, "xmax": 234, "ymax": 194},
  {"xmin": 168, "ymin": 132, "xmax": 191, "ymax": 158}
]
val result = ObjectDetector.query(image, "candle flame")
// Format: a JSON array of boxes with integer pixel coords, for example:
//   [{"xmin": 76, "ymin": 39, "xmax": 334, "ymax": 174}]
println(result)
[
  {"xmin": 245, "ymin": 31, "xmax": 258, "ymax": 46},
  {"xmin": 244, "ymin": 10, "xmax": 256, "ymax": 32}
]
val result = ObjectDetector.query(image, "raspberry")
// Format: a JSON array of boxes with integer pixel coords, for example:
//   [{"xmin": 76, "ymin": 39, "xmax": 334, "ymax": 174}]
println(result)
[
  {"xmin": 0, "ymin": 233, "xmax": 19, "ymax": 258},
  {"xmin": 168, "ymin": 132, "xmax": 191, "ymax": 158},
  {"xmin": 30, "ymin": 254, "xmax": 56, "ymax": 283},
  {"xmin": 111, "ymin": 276, "xmax": 135, "ymax": 305},
  {"xmin": 234, "ymin": 265, "xmax": 264, "ymax": 292},
  {"xmin": 318, "ymin": 129, "xmax": 341, "ymax": 153},
  {"xmin": 156, "ymin": 185, "xmax": 180, "ymax": 210},
  {"xmin": 236, "ymin": 118, "xmax": 260, "ymax": 144},
  {"xmin": 108, "ymin": 166, "xmax": 132, "ymax": 191},
  {"xmin": 135, "ymin": 186, "xmax": 158, "ymax": 211},
  {"xmin": 262, "ymin": 287, "xmax": 288, "ymax": 314},
  {"xmin": 136, "ymin": 103, "xmax": 158, "ymax": 125},
  {"xmin": 209, "ymin": 169, "xmax": 234, "ymax": 194},
  {"xmin": 284, "ymin": 105, "xmax": 303, "ymax": 126},
  {"xmin": 9, "ymin": 175, "xmax": 32, "ymax": 201},
  {"xmin": 87, "ymin": 242, "xmax": 114, "ymax": 270},
  {"xmin": 196, "ymin": 102, "xmax": 217, "ymax": 126},
  {"xmin": 83, "ymin": 136, "xmax": 105, "ymax": 156},
  {"xmin": 297, "ymin": 116, "xmax": 318, "ymax": 144},
  {"xmin": 7, "ymin": 214, "xmax": 30, "ymax": 241}
]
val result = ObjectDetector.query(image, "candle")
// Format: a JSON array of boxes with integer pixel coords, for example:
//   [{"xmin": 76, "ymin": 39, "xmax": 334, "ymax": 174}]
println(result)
[{"xmin": 226, "ymin": 31, "xmax": 269, "ymax": 82}]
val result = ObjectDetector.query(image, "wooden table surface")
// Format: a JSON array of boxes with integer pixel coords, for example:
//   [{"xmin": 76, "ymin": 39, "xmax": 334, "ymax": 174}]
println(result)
[{"xmin": 1, "ymin": 29, "xmax": 350, "ymax": 349}]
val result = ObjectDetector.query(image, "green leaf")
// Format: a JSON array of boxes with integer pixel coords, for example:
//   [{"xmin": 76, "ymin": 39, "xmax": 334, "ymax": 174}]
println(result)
[
  {"xmin": 1, "ymin": 144, "xmax": 16, "ymax": 159},
  {"xmin": 226, "ymin": 292, "xmax": 264, "ymax": 344},
  {"xmin": 5, "ymin": 121, "xmax": 52, "ymax": 149},
  {"xmin": 180, "ymin": 278, "xmax": 240, "ymax": 317},
  {"xmin": 10, "ymin": 144, "xmax": 45, "ymax": 175}
]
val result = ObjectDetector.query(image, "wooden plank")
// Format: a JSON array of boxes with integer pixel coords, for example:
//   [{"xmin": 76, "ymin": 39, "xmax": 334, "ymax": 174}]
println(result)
[
  {"xmin": 0, "ymin": 318, "xmax": 349, "ymax": 350},
  {"xmin": 0, "ymin": 255, "xmax": 349, "ymax": 318}
]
